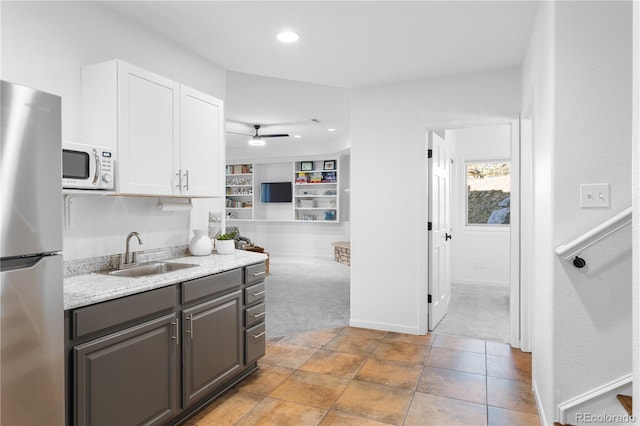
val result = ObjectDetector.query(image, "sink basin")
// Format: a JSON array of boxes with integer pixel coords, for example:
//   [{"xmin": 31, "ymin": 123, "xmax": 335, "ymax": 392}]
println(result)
[{"xmin": 106, "ymin": 262, "xmax": 197, "ymax": 278}]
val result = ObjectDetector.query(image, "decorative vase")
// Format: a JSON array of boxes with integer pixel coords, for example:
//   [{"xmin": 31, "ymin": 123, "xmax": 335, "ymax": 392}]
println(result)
[
  {"xmin": 189, "ymin": 229, "xmax": 213, "ymax": 256},
  {"xmin": 216, "ymin": 239, "xmax": 235, "ymax": 255}
]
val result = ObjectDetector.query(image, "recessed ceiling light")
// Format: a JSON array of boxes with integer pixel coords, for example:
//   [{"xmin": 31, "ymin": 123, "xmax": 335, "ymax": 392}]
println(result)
[
  {"xmin": 328, "ymin": 128, "xmax": 336, "ymax": 132},
  {"xmin": 277, "ymin": 31, "xmax": 300, "ymax": 43},
  {"xmin": 294, "ymin": 135, "xmax": 302, "ymax": 138}
]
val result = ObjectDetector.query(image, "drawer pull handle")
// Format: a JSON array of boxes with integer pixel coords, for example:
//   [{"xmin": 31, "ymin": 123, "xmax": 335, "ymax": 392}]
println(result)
[
  {"xmin": 253, "ymin": 331, "xmax": 266, "ymax": 339},
  {"xmin": 251, "ymin": 290, "xmax": 266, "ymax": 297},
  {"xmin": 252, "ymin": 312, "xmax": 266, "ymax": 319},
  {"xmin": 251, "ymin": 271, "xmax": 266, "ymax": 277}
]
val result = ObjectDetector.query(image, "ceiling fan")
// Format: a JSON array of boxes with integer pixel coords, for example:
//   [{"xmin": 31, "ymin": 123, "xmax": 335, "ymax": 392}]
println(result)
[{"xmin": 227, "ymin": 124, "xmax": 289, "ymax": 146}]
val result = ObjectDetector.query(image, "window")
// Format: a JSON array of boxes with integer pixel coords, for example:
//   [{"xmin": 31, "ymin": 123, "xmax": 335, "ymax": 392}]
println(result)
[{"xmin": 466, "ymin": 161, "xmax": 510, "ymax": 225}]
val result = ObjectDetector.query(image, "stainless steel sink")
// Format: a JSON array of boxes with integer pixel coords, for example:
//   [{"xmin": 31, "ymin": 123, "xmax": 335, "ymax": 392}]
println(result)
[{"xmin": 106, "ymin": 262, "xmax": 197, "ymax": 278}]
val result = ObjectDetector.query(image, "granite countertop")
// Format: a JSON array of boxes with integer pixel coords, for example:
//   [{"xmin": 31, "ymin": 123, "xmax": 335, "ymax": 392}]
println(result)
[{"xmin": 64, "ymin": 250, "xmax": 268, "ymax": 310}]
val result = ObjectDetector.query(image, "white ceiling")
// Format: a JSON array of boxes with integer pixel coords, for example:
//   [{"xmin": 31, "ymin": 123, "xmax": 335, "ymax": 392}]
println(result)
[{"xmin": 105, "ymin": 1, "xmax": 539, "ymax": 150}]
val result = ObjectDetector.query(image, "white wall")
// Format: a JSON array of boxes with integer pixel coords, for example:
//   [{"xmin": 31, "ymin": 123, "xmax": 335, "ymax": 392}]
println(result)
[
  {"xmin": 447, "ymin": 125, "xmax": 511, "ymax": 287},
  {"xmin": 1, "ymin": 1, "xmax": 226, "ymax": 260},
  {"xmin": 553, "ymin": 0, "xmax": 632, "ymax": 410},
  {"xmin": 522, "ymin": 2, "xmax": 633, "ymax": 423},
  {"xmin": 351, "ymin": 68, "xmax": 521, "ymax": 334}
]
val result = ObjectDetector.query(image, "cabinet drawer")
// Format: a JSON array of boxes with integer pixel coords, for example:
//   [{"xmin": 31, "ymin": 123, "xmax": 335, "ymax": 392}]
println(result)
[
  {"xmin": 245, "ymin": 263, "xmax": 267, "ymax": 285},
  {"xmin": 182, "ymin": 269, "xmax": 243, "ymax": 303},
  {"xmin": 245, "ymin": 323, "xmax": 266, "ymax": 365},
  {"xmin": 245, "ymin": 303, "xmax": 265, "ymax": 328},
  {"xmin": 244, "ymin": 282, "xmax": 265, "ymax": 306},
  {"xmin": 72, "ymin": 286, "xmax": 177, "ymax": 339}
]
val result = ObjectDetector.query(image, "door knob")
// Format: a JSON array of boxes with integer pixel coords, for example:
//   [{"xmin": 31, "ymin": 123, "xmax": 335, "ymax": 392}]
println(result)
[{"xmin": 445, "ymin": 233, "xmax": 452, "ymax": 241}]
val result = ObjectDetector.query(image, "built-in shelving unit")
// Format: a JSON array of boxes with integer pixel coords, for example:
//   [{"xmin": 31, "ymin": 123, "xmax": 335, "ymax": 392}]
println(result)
[
  {"xmin": 225, "ymin": 164, "xmax": 254, "ymax": 221},
  {"xmin": 225, "ymin": 158, "xmax": 340, "ymax": 223},
  {"xmin": 293, "ymin": 159, "xmax": 339, "ymax": 222}
]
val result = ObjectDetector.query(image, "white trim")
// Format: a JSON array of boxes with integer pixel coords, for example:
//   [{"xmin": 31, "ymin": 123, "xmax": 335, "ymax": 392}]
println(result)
[
  {"xmin": 556, "ymin": 374, "xmax": 633, "ymax": 425},
  {"xmin": 509, "ymin": 119, "xmax": 521, "ymax": 349},
  {"xmin": 533, "ymin": 379, "xmax": 550, "ymax": 426},
  {"xmin": 349, "ymin": 319, "xmax": 421, "ymax": 335},
  {"xmin": 418, "ymin": 130, "xmax": 429, "ymax": 335}
]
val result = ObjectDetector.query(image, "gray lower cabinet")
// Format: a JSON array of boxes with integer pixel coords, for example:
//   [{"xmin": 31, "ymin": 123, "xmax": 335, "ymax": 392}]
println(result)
[
  {"xmin": 74, "ymin": 313, "xmax": 179, "ymax": 426},
  {"xmin": 67, "ymin": 262, "xmax": 266, "ymax": 426},
  {"xmin": 182, "ymin": 290, "xmax": 242, "ymax": 406}
]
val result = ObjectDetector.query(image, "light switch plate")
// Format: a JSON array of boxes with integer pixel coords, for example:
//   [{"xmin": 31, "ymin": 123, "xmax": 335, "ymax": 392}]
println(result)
[{"xmin": 580, "ymin": 183, "xmax": 610, "ymax": 208}]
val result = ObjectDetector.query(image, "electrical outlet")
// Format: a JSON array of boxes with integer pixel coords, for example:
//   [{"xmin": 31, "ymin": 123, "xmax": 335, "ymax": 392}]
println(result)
[{"xmin": 580, "ymin": 183, "xmax": 610, "ymax": 208}]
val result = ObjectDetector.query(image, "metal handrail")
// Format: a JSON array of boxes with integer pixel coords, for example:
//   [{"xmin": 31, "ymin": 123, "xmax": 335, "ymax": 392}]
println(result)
[{"xmin": 555, "ymin": 207, "xmax": 632, "ymax": 267}]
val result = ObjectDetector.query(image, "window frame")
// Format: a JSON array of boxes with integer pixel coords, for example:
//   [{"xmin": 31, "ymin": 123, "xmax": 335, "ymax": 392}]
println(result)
[{"xmin": 463, "ymin": 157, "xmax": 511, "ymax": 231}]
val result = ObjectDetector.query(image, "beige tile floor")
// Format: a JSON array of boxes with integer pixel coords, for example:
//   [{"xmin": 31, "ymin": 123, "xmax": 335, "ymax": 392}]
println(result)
[{"xmin": 185, "ymin": 327, "xmax": 539, "ymax": 426}]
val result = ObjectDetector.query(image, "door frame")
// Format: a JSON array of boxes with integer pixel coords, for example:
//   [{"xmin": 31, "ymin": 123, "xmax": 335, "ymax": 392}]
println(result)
[{"xmin": 420, "ymin": 118, "xmax": 525, "ymax": 349}]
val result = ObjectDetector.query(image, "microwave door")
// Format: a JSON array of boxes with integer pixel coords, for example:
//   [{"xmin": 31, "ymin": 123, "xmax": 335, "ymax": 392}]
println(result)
[{"xmin": 63, "ymin": 149, "xmax": 92, "ymax": 181}]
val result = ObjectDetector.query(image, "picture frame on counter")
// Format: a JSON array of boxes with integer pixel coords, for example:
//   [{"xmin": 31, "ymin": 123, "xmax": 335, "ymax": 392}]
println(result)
[
  {"xmin": 301, "ymin": 161, "xmax": 314, "ymax": 171},
  {"xmin": 323, "ymin": 160, "xmax": 335, "ymax": 170}
]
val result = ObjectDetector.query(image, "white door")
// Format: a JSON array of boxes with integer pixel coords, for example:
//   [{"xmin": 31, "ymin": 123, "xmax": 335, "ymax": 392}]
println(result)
[
  {"xmin": 428, "ymin": 132, "xmax": 452, "ymax": 330},
  {"xmin": 180, "ymin": 86, "xmax": 225, "ymax": 197},
  {"xmin": 118, "ymin": 62, "xmax": 180, "ymax": 195}
]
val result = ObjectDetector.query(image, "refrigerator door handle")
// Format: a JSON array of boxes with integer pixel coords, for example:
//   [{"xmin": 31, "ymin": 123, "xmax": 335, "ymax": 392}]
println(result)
[{"xmin": 0, "ymin": 255, "xmax": 49, "ymax": 272}]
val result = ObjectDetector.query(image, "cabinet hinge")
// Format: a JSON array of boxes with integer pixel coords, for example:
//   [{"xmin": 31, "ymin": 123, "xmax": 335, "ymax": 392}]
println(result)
[
  {"xmin": 428, "ymin": 222, "xmax": 432, "ymax": 231},
  {"xmin": 427, "ymin": 149, "xmax": 433, "ymax": 159},
  {"xmin": 428, "ymin": 294, "xmax": 432, "ymax": 303}
]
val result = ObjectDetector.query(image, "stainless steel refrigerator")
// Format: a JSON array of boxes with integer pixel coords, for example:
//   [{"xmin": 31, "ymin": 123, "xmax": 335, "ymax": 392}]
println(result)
[{"xmin": 0, "ymin": 81, "xmax": 64, "ymax": 425}]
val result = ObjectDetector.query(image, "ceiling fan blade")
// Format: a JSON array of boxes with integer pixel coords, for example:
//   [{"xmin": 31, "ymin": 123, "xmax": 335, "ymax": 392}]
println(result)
[
  {"xmin": 260, "ymin": 133, "xmax": 290, "ymax": 138},
  {"xmin": 226, "ymin": 130, "xmax": 253, "ymax": 136}
]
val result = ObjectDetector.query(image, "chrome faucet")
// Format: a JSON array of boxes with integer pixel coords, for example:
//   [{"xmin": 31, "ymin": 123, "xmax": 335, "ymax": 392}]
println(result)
[{"xmin": 122, "ymin": 231, "xmax": 143, "ymax": 268}]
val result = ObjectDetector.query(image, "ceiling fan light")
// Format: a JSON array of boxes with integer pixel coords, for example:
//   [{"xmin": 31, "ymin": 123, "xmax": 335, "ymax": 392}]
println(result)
[
  {"xmin": 249, "ymin": 137, "xmax": 265, "ymax": 146},
  {"xmin": 277, "ymin": 31, "xmax": 300, "ymax": 43}
]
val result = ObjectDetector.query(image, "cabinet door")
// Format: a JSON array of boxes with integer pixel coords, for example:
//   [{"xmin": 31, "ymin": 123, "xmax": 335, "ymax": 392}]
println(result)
[
  {"xmin": 180, "ymin": 85, "xmax": 224, "ymax": 197},
  {"xmin": 118, "ymin": 62, "xmax": 180, "ymax": 195},
  {"xmin": 182, "ymin": 290, "xmax": 242, "ymax": 406},
  {"xmin": 74, "ymin": 314, "xmax": 179, "ymax": 426}
]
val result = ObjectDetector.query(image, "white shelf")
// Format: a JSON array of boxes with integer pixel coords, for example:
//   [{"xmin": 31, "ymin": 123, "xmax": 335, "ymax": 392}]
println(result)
[
  {"xmin": 295, "ymin": 194, "xmax": 336, "ymax": 198},
  {"xmin": 295, "ymin": 207, "xmax": 337, "ymax": 210},
  {"xmin": 295, "ymin": 182, "xmax": 337, "ymax": 186},
  {"xmin": 296, "ymin": 169, "xmax": 337, "ymax": 173},
  {"xmin": 225, "ymin": 163, "xmax": 254, "ymax": 220}
]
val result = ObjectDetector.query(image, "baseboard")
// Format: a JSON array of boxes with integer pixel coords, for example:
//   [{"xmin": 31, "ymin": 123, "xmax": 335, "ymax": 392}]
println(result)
[
  {"xmin": 533, "ymin": 379, "xmax": 550, "ymax": 426},
  {"xmin": 556, "ymin": 374, "xmax": 634, "ymax": 425},
  {"xmin": 453, "ymin": 279, "xmax": 510, "ymax": 287},
  {"xmin": 349, "ymin": 319, "xmax": 421, "ymax": 335}
]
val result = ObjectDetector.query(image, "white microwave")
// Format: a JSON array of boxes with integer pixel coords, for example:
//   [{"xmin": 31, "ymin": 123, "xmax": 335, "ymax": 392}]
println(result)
[{"xmin": 62, "ymin": 141, "xmax": 114, "ymax": 190}]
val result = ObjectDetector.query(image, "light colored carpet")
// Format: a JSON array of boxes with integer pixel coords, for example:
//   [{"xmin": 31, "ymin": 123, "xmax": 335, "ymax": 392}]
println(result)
[
  {"xmin": 432, "ymin": 282, "xmax": 510, "ymax": 343},
  {"xmin": 265, "ymin": 255, "xmax": 350, "ymax": 337},
  {"xmin": 264, "ymin": 258, "xmax": 508, "ymax": 342}
]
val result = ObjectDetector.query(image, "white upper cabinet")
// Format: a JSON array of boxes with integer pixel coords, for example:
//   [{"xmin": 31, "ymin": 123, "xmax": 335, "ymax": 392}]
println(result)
[
  {"xmin": 180, "ymin": 86, "xmax": 224, "ymax": 197},
  {"xmin": 82, "ymin": 60, "xmax": 224, "ymax": 197}
]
